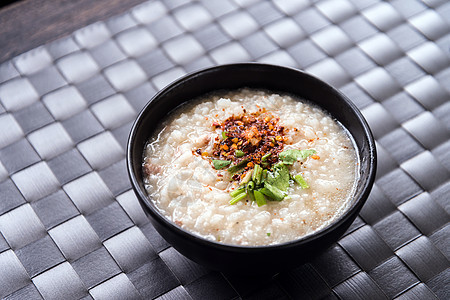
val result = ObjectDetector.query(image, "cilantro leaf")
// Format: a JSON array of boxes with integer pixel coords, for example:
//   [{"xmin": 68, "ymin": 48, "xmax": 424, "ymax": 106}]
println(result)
[
  {"xmin": 266, "ymin": 162, "xmax": 290, "ymax": 191},
  {"xmin": 212, "ymin": 160, "xmax": 231, "ymax": 170},
  {"xmin": 279, "ymin": 149, "xmax": 317, "ymax": 165},
  {"xmin": 260, "ymin": 183, "xmax": 286, "ymax": 201}
]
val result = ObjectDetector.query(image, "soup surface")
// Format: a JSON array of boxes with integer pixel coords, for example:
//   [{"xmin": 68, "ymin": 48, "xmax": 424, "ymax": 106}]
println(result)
[{"xmin": 143, "ymin": 89, "xmax": 358, "ymax": 246}]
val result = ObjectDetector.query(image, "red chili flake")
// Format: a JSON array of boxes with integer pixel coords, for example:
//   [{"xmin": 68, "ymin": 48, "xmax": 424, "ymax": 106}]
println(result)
[
  {"xmin": 194, "ymin": 109, "xmax": 288, "ymax": 175},
  {"xmin": 206, "ymin": 110, "xmax": 287, "ymax": 171}
]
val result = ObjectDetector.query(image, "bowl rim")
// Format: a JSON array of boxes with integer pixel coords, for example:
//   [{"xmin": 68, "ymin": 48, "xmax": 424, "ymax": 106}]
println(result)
[{"xmin": 127, "ymin": 62, "xmax": 376, "ymax": 251}]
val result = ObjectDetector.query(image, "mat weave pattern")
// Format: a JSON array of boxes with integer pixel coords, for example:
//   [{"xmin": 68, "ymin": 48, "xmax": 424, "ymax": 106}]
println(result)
[{"xmin": 0, "ymin": 0, "xmax": 449, "ymax": 299}]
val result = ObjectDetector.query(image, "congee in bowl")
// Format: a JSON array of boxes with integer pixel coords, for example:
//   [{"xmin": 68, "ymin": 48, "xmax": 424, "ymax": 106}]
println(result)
[
  {"xmin": 127, "ymin": 63, "xmax": 376, "ymax": 272},
  {"xmin": 143, "ymin": 88, "xmax": 358, "ymax": 246}
]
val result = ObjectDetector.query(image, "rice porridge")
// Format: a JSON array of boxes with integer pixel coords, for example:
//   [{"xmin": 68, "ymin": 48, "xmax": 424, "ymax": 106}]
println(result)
[{"xmin": 143, "ymin": 89, "xmax": 358, "ymax": 246}]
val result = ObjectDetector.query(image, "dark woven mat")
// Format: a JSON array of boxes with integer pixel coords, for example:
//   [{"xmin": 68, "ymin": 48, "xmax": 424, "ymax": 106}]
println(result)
[{"xmin": 0, "ymin": 0, "xmax": 449, "ymax": 299}]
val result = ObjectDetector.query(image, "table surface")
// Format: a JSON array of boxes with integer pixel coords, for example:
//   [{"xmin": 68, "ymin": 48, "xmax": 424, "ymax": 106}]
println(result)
[
  {"xmin": 0, "ymin": 0, "xmax": 449, "ymax": 299},
  {"xmin": 0, "ymin": 0, "xmax": 147, "ymax": 63}
]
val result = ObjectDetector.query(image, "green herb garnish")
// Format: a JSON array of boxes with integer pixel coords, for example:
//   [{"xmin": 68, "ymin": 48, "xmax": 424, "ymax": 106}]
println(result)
[
  {"xmin": 279, "ymin": 149, "xmax": 316, "ymax": 165},
  {"xmin": 227, "ymin": 159, "xmax": 249, "ymax": 174},
  {"xmin": 235, "ymin": 149, "xmax": 245, "ymax": 157},
  {"xmin": 252, "ymin": 164, "xmax": 263, "ymax": 185},
  {"xmin": 224, "ymin": 148, "xmax": 315, "ymax": 206},
  {"xmin": 254, "ymin": 190, "xmax": 267, "ymax": 207},
  {"xmin": 262, "ymin": 169, "xmax": 268, "ymax": 182},
  {"xmin": 229, "ymin": 191, "xmax": 247, "ymax": 205},
  {"xmin": 247, "ymin": 189, "xmax": 256, "ymax": 203},
  {"xmin": 221, "ymin": 131, "xmax": 228, "ymax": 139},
  {"xmin": 229, "ymin": 187, "xmax": 245, "ymax": 198},
  {"xmin": 241, "ymin": 169, "xmax": 253, "ymax": 184},
  {"xmin": 266, "ymin": 232, "xmax": 271, "ymax": 237},
  {"xmin": 212, "ymin": 160, "xmax": 231, "ymax": 170},
  {"xmin": 260, "ymin": 183, "xmax": 286, "ymax": 201},
  {"xmin": 261, "ymin": 152, "xmax": 271, "ymax": 162},
  {"xmin": 227, "ymin": 155, "xmax": 314, "ymax": 204},
  {"xmin": 293, "ymin": 174, "xmax": 309, "ymax": 189},
  {"xmin": 266, "ymin": 162, "xmax": 290, "ymax": 192},
  {"xmin": 247, "ymin": 180, "xmax": 255, "ymax": 191}
]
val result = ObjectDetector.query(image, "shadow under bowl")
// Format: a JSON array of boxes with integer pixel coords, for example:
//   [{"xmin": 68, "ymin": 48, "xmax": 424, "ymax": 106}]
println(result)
[{"xmin": 127, "ymin": 63, "xmax": 376, "ymax": 274}]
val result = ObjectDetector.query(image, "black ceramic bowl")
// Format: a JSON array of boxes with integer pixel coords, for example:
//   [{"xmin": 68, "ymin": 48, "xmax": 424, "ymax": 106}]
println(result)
[{"xmin": 127, "ymin": 63, "xmax": 376, "ymax": 274}]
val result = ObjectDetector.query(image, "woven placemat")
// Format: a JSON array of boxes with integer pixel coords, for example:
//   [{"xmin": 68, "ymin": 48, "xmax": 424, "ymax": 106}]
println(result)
[{"xmin": 0, "ymin": 0, "xmax": 449, "ymax": 299}]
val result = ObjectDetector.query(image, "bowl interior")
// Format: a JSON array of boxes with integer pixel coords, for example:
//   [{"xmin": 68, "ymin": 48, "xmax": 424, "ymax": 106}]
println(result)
[{"xmin": 127, "ymin": 63, "xmax": 376, "ymax": 250}]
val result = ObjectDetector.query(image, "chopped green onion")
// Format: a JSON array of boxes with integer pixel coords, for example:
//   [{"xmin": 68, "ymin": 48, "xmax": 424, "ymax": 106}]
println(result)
[
  {"xmin": 214, "ymin": 147, "xmax": 317, "ymax": 205},
  {"xmin": 212, "ymin": 160, "xmax": 231, "ymax": 170},
  {"xmin": 252, "ymin": 164, "xmax": 262, "ymax": 185},
  {"xmin": 221, "ymin": 131, "xmax": 228, "ymax": 139},
  {"xmin": 254, "ymin": 190, "xmax": 267, "ymax": 207},
  {"xmin": 247, "ymin": 181, "xmax": 255, "ymax": 191},
  {"xmin": 241, "ymin": 169, "xmax": 253, "ymax": 184},
  {"xmin": 266, "ymin": 232, "xmax": 271, "ymax": 237},
  {"xmin": 248, "ymin": 190, "xmax": 256, "ymax": 202},
  {"xmin": 229, "ymin": 187, "xmax": 245, "ymax": 198},
  {"xmin": 262, "ymin": 169, "xmax": 268, "ymax": 182},
  {"xmin": 229, "ymin": 191, "xmax": 247, "ymax": 205},
  {"xmin": 261, "ymin": 152, "xmax": 271, "ymax": 162},
  {"xmin": 235, "ymin": 150, "xmax": 245, "ymax": 157},
  {"xmin": 293, "ymin": 174, "xmax": 309, "ymax": 189},
  {"xmin": 228, "ymin": 159, "xmax": 249, "ymax": 174}
]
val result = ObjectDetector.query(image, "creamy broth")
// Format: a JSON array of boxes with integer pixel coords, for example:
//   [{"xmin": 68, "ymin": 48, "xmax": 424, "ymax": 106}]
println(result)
[{"xmin": 143, "ymin": 89, "xmax": 358, "ymax": 246}]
